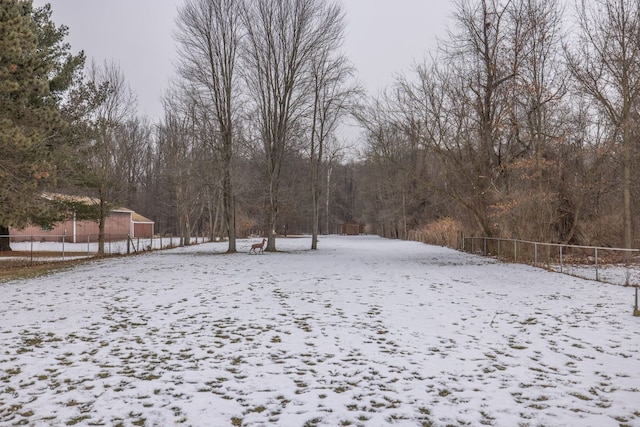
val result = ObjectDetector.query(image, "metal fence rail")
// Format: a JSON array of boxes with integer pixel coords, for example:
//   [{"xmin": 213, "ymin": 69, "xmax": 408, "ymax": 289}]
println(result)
[{"xmin": 461, "ymin": 236, "xmax": 640, "ymax": 286}]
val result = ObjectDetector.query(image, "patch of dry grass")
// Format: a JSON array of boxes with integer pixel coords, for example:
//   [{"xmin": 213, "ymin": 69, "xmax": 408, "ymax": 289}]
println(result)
[{"xmin": 0, "ymin": 254, "xmax": 107, "ymax": 282}]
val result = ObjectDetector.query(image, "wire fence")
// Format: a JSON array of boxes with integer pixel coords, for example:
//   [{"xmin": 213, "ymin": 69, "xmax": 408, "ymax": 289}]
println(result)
[
  {"xmin": 0, "ymin": 234, "xmax": 210, "ymax": 269},
  {"xmin": 460, "ymin": 236, "xmax": 640, "ymax": 287}
]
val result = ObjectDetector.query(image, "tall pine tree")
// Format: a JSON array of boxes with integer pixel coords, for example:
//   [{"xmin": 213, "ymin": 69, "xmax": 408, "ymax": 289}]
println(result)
[{"xmin": 0, "ymin": 1, "xmax": 84, "ymax": 250}]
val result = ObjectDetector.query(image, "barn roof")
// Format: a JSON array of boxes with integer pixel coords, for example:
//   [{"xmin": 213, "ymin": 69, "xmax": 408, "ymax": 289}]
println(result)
[
  {"xmin": 132, "ymin": 212, "xmax": 153, "ymax": 223},
  {"xmin": 43, "ymin": 192, "xmax": 154, "ymax": 224}
]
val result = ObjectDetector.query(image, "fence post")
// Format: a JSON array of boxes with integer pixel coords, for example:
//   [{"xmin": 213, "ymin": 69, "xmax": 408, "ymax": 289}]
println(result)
[
  {"xmin": 595, "ymin": 248, "xmax": 599, "ymax": 281},
  {"xmin": 559, "ymin": 245, "xmax": 563, "ymax": 274},
  {"xmin": 127, "ymin": 234, "xmax": 131, "ymax": 255},
  {"xmin": 30, "ymin": 235, "xmax": 34, "ymax": 266},
  {"xmin": 498, "ymin": 239, "xmax": 501, "ymax": 259},
  {"xmin": 484, "ymin": 237, "xmax": 487, "ymax": 256},
  {"xmin": 514, "ymin": 240, "xmax": 517, "ymax": 263},
  {"xmin": 62, "ymin": 231, "xmax": 66, "ymax": 262},
  {"xmin": 534, "ymin": 242, "xmax": 538, "ymax": 265}
]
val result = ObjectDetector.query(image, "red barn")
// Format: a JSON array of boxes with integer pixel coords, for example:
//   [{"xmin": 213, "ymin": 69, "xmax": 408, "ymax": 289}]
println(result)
[{"xmin": 10, "ymin": 195, "xmax": 154, "ymax": 243}]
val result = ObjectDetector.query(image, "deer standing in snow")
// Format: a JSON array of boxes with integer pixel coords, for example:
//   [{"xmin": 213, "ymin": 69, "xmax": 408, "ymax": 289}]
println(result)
[{"xmin": 249, "ymin": 238, "xmax": 266, "ymax": 254}]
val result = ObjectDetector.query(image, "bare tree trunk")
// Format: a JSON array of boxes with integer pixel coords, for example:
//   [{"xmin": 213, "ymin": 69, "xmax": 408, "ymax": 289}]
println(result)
[
  {"xmin": 623, "ymin": 136, "xmax": 633, "ymax": 253},
  {"xmin": 310, "ymin": 81, "xmax": 320, "ymax": 250},
  {"xmin": 401, "ymin": 189, "xmax": 407, "ymax": 240},
  {"xmin": 207, "ymin": 191, "xmax": 215, "ymax": 241},
  {"xmin": 223, "ymin": 163, "xmax": 236, "ymax": 252},
  {"xmin": 311, "ymin": 165, "xmax": 320, "ymax": 249},
  {"xmin": 98, "ymin": 189, "xmax": 107, "ymax": 255},
  {"xmin": 266, "ymin": 158, "xmax": 281, "ymax": 251},
  {"xmin": 325, "ymin": 165, "xmax": 332, "ymax": 235},
  {"xmin": 0, "ymin": 225, "xmax": 11, "ymax": 252}
]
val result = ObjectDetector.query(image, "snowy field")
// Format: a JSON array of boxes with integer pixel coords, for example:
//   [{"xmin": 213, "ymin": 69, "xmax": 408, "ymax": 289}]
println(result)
[{"xmin": 1, "ymin": 235, "xmax": 639, "ymax": 426}]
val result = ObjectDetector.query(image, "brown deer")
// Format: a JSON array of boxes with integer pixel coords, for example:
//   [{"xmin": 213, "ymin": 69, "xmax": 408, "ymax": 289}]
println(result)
[{"xmin": 249, "ymin": 238, "xmax": 266, "ymax": 254}]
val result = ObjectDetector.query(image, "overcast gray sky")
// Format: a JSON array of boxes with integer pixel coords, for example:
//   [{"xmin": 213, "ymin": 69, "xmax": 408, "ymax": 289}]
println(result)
[{"xmin": 34, "ymin": 0, "xmax": 455, "ymax": 121}]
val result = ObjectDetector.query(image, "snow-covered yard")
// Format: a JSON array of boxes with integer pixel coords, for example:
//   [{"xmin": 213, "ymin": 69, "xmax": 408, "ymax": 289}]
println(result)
[{"xmin": 1, "ymin": 235, "xmax": 639, "ymax": 426}]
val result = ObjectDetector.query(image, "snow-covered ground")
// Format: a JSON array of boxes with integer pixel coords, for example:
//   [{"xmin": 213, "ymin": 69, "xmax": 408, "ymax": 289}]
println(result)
[{"xmin": 1, "ymin": 235, "xmax": 639, "ymax": 426}]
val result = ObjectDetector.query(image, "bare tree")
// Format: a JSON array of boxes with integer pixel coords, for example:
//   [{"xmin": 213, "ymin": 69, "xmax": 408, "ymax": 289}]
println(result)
[
  {"xmin": 443, "ymin": 0, "xmax": 522, "ymax": 235},
  {"xmin": 308, "ymin": 52, "xmax": 356, "ymax": 249},
  {"xmin": 491, "ymin": 0, "xmax": 569, "ymax": 242},
  {"xmin": 175, "ymin": 0, "xmax": 243, "ymax": 252},
  {"xmin": 111, "ymin": 117, "xmax": 153, "ymax": 209},
  {"xmin": 513, "ymin": 0, "xmax": 566, "ymax": 174},
  {"xmin": 566, "ymin": 0, "xmax": 640, "ymax": 250},
  {"xmin": 323, "ymin": 141, "xmax": 344, "ymax": 235},
  {"xmin": 85, "ymin": 60, "xmax": 137, "ymax": 254},
  {"xmin": 160, "ymin": 86, "xmax": 208, "ymax": 246},
  {"xmin": 373, "ymin": 0, "xmax": 572, "ymax": 242},
  {"xmin": 354, "ymin": 91, "xmax": 426, "ymax": 239},
  {"xmin": 241, "ymin": 0, "xmax": 345, "ymax": 251}
]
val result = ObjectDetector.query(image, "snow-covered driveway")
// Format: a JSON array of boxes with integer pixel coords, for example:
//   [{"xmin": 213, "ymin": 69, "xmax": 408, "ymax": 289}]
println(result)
[{"xmin": 1, "ymin": 236, "xmax": 638, "ymax": 426}]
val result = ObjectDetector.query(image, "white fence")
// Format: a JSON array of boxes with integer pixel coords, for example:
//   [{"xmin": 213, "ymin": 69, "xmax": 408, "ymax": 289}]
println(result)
[{"xmin": 0, "ymin": 234, "xmax": 209, "ymax": 268}]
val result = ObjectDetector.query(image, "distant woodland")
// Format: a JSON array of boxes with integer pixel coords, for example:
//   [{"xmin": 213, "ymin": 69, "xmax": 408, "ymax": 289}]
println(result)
[{"xmin": 2, "ymin": 0, "xmax": 640, "ymax": 253}]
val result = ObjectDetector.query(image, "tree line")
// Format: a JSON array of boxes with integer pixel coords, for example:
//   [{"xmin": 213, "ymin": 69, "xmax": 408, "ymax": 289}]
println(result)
[
  {"xmin": 1, "ymin": 0, "xmax": 639, "ymax": 254},
  {"xmin": 355, "ymin": 0, "xmax": 640, "ymax": 250},
  {"xmin": 0, "ymin": 0, "xmax": 359, "ymax": 253}
]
